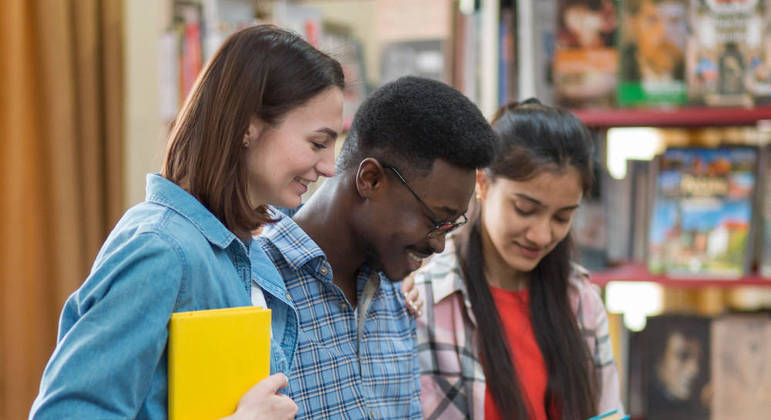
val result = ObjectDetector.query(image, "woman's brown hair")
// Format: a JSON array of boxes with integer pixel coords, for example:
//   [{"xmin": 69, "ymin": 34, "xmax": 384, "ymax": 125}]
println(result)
[{"xmin": 162, "ymin": 25, "xmax": 344, "ymax": 238}]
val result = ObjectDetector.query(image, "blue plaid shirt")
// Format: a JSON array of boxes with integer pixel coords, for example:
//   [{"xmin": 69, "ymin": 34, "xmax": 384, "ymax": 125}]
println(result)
[{"xmin": 257, "ymin": 209, "xmax": 423, "ymax": 419}]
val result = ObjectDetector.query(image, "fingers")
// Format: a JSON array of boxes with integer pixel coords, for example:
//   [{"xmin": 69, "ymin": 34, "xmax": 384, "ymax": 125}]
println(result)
[
  {"xmin": 401, "ymin": 276, "xmax": 415, "ymax": 294},
  {"xmin": 275, "ymin": 393, "xmax": 299, "ymax": 419},
  {"xmin": 404, "ymin": 287, "xmax": 423, "ymax": 317},
  {"xmin": 233, "ymin": 374, "xmax": 296, "ymax": 420},
  {"xmin": 246, "ymin": 373, "xmax": 288, "ymax": 399}
]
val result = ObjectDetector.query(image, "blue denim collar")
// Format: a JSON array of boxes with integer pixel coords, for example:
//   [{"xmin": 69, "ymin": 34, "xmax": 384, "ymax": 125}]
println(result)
[{"xmin": 144, "ymin": 173, "xmax": 244, "ymax": 251}]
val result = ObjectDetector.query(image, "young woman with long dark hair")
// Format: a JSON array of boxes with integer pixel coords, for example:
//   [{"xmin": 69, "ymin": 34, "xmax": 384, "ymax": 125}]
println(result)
[{"xmin": 415, "ymin": 99, "xmax": 623, "ymax": 419}]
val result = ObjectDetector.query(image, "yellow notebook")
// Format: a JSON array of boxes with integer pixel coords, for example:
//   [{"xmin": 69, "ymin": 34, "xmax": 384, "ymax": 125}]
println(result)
[{"xmin": 168, "ymin": 306, "xmax": 271, "ymax": 420}]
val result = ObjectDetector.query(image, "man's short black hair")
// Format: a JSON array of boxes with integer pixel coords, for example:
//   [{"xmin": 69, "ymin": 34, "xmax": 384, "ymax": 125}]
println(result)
[{"xmin": 337, "ymin": 76, "xmax": 497, "ymax": 174}]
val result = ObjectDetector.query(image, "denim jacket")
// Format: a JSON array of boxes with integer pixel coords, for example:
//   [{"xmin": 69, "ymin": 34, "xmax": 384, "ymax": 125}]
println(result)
[{"xmin": 30, "ymin": 174, "xmax": 298, "ymax": 420}]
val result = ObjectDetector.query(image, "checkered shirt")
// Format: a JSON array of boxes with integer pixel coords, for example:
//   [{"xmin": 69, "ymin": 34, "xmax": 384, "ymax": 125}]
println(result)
[
  {"xmin": 258, "ymin": 210, "xmax": 423, "ymax": 420},
  {"xmin": 414, "ymin": 240, "xmax": 623, "ymax": 419}
]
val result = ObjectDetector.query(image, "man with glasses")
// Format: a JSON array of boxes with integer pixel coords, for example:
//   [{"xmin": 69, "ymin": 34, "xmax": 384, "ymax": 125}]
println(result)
[{"xmin": 256, "ymin": 76, "xmax": 497, "ymax": 419}]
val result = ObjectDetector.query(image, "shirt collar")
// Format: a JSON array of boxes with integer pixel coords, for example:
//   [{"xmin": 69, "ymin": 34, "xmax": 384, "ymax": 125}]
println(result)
[
  {"xmin": 260, "ymin": 206, "xmax": 327, "ymax": 272},
  {"xmin": 420, "ymin": 240, "xmax": 477, "ymax": 326},
  {"xmin": 144, "ymin": 173, "xmax": 244, "ymax": 251}
]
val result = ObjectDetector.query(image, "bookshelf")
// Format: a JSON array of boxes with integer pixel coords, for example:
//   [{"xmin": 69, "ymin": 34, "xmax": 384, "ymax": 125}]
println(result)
[
  {"xmin": 591, "ymin": 263, "xmax": 770, "ymax": 288},
  {"xmin": 573, "ymin": 106, "xmax": 771, "ymax": 128}
]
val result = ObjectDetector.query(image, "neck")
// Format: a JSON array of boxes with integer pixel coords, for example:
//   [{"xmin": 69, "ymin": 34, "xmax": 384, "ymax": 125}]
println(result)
[
  {"xmin": 294, "ymin": 176, "xmax": 366, "ymax": 303},
  {"xmin": 479, "ymin": 218, "xmax": 529, "ymax": 291}
]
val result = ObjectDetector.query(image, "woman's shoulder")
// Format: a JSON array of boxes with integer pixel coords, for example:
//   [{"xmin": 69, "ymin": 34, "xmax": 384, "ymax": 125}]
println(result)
[
  {"xmin": 108, "ymin": 204, "xmax": 204, "ymax": 256},
  {"xmin": 414, "ymin": 242, "xmax": 461, "ymax": 283},
  {"xmin": 567, "ymin": 263, "xmax": 607, "ymax": 326},
  {"xmin": 413, "ymin": 241, "xmax": 468, "ymax": 306}
]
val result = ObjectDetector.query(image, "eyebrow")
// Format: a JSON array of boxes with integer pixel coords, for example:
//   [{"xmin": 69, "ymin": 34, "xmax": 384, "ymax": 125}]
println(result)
[
  {"xmin": 514, "ymin": 193, "xmax": 580, "ymax": 211},
  {"xmin": 315, "ymin": 128, "xmax": 338, "ymax": 140}
]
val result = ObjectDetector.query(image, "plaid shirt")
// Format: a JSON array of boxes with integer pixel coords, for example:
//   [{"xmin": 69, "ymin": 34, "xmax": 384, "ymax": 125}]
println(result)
[
  {"xmin": 257, "ymin": 210, "xmax": 423, "ymax": 420},
  {"xmin": 414, "ymin": 240, "xmax": 623, "ymax": 419}
]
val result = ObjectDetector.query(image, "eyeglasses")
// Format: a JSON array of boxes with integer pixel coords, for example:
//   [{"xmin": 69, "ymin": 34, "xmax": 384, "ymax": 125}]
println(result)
[{"xmin": 383, "ymin": 165, "xmax": 468, "ymax": 239}]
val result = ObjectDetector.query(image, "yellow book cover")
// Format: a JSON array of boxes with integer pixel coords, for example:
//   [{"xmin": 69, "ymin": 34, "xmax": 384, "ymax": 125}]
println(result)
[{"xmin": 168, "ymin": 306, "xmax": 271, "ymax": 420}]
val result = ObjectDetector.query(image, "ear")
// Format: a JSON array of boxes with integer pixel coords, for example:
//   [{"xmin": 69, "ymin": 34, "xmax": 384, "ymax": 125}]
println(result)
[
  {"xmin": 243, "ymin": 116, "xmax": 265, "ymax": 147},
  {"xmin": 355, "ymin": 158, "xmax": 387, "ymax": 199},
  {"xmin": 475, "ymin": 169, "xmax": 490, "ymax": 202}
]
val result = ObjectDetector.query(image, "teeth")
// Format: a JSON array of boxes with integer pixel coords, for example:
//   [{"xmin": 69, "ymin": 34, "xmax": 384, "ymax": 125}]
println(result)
[{"xmin": 407, "ymin": 251, "xmax": 423, "ymax": 263}]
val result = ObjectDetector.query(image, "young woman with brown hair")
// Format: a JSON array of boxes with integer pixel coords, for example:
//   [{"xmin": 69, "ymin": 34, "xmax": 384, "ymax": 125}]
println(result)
[{"xmin": 31, "ymin": 25, "xmax": 344, "ymax": 419}]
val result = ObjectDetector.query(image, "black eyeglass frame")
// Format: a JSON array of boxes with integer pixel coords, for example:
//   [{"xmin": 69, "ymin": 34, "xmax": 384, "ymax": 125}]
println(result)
[{"xmin": 383, "ymin": 165, "xmax": 468, "ymax": 239}]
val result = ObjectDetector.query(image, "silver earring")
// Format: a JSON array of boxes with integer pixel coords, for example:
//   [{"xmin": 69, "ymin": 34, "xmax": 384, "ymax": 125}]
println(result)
[{"xmin": 242, "ymin": 139, "xmax": 249, "ymax": 148}]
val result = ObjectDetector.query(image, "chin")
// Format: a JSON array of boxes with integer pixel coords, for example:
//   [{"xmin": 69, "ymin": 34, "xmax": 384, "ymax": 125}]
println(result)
[
  {"xmin": 507, "ymin": 257, "xmax": 540, "ymax": 273},
  {"xmin": 274, "ymin": 194, "xmax": 302, "ymax": 210}
]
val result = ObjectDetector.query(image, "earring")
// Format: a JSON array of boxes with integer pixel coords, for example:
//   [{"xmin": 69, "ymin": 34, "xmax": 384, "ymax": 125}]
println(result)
[{"xmin": 242, "ymin": 139, "xmax": 249, "ymax": 148}]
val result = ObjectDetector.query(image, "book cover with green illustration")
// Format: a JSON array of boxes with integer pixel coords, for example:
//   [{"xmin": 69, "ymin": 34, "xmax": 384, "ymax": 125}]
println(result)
[{"xmin": 617, "ymin": 0, "xmax": 688, "ymax": 106}]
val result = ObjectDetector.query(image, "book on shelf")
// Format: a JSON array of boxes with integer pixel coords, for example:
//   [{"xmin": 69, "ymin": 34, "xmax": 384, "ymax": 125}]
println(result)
[
  {"xmin": 516, "ymin": 0, "xmax": 557, "ymax": 105},
  {"xmin": 532, "ymin": 0, "xmax": 557, "ymax": 105},
  {"xmin": 631, "ymin": 314, "xmax": 712, "ymax": 420},
  {"xmin": 606, "ymin": 312, "xmax": 629, "ymax": 405},
  {"xmin": 161, "ymin": 0, "xmax": 259, "ymax": 121},
  {"xmin": 178, "ymin": 2, "xmax": 203, "ymax": 108},
  {"xmin": 168, "ymin": 306, "xmax": 271, "ymax": 420},
  {"xmin": 605, "ymin": 170, "xmax": 634, "ymax": 263},
  {"xmin": 629, "ymin": 158, "xmax": 656, "ymax": 262},
  {"xmin": 451, "ymin": 4, "xmax": 481, "ymax": 102},
  {"xmin": 747, "ymin": 1, "xmax": 771, "ymax": 104},
  {"xmin": 553, "ymin": 0, "xmax": 618, "ymax": 108},
  {"xmin": 320, "ymin": 23, "xmax": 368, "ymax": 130},
  {"xmin": 573, "ymin": 161, "xmax": 609, "ymax": 270},
  {"xmin": 617, "ymin": 0, "xmax": 688, "ymax": 107},
  {"xmin": 498, "ymin": 3, "xmax": 517, "ymax": 106},
  {"xmin": 647, "ymin": 146, "xmax": 758, "ymax": 279},
  {"xmin": 711, "ymin": 313, "xmax": 771, "ymax": 420},
  {"xmin": 761, "ymin": 144, "xmax": 771, "ymax": 278},
  {"xmin": 272, "ymin": 1, "xmax": 322, "ymax": 47},
  {"xmin": 686, "ymin": 0, "xmax": 765, "ymax": 106}
]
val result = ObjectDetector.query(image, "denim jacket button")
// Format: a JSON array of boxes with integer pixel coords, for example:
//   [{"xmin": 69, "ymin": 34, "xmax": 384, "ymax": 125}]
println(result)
[
  {"xmin": 320, "ymin": 266, "xmax": 329, "ymax": 275},
  {"xmin": 286, "ymin": 293, "xmax": 292, "ymax": 301}
]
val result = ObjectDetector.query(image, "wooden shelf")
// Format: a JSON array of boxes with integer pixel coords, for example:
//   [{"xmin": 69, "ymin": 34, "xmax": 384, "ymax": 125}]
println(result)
[
  {"xmin": 572, "ymin": 105, "xmax": 771, "ymax": 128},
  {"xmin": 590, "ymin": 262, "xmax": 771, "ymax": 288}
]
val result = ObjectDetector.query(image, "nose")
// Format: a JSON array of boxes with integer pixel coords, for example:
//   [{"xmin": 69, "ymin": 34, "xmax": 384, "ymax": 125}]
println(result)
[
  {"xmin": 525, "ymin": 217, "xmax": 552, "ymax": 247},
  {"xmin": 427, "ymin": 234, "xmax": 446, "ymax": 254},
  {"xmin": 316, "ymin": 148, "xmax": 335, "ymax": 178}
]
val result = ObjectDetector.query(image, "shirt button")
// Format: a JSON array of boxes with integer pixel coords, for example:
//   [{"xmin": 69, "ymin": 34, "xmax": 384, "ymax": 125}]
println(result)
[
  {"xmin": 339, "ymin": 301, "xmax": 346, "ymax": 310},
  {"xmin": 370, "ymin": 409, "xmax": 375, "ymax": 419},
  {"xmin": 320, "ymin": 266, "xmax": 329, "ymax": 275},
  {"xmin": 286, "ymin": 293, "xmax": 292, "ymax": 300}
]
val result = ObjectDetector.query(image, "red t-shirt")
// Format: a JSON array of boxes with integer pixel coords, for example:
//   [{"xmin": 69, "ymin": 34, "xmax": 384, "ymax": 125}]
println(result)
[{"xmin": 484, "ymin": 286, "xmax": 553, "ymax": 420}]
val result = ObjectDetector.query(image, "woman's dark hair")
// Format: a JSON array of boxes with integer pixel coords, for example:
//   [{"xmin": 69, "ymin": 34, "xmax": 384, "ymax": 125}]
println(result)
[
  {"xmin": 162, "ymin": 25, "xmax": 344, "ymax": 237},
  {"xmin": 455, "ymin": 98, "xmax": 597, "ymax": 419}
]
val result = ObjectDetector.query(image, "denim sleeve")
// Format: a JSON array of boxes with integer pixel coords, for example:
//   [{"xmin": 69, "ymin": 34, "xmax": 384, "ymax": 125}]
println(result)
[{"xmin": 30, "ymin": 231, "xmax": 184, "ymax": 419}]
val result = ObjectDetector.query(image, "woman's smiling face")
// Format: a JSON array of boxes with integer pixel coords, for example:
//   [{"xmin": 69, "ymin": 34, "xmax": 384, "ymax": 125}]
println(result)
[{"xmin": 478, "ymin": 167, "xmax": 583, "ymax": 274}]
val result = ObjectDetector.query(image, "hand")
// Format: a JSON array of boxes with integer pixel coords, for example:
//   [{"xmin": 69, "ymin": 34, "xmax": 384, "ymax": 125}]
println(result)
[
  {"xmin": 401, "ymin": 275, "xmax": 424, "ymax": 317},
  {"xmin": 222, "ymin": 373, "xmax": 298, "ymax": 420}
]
